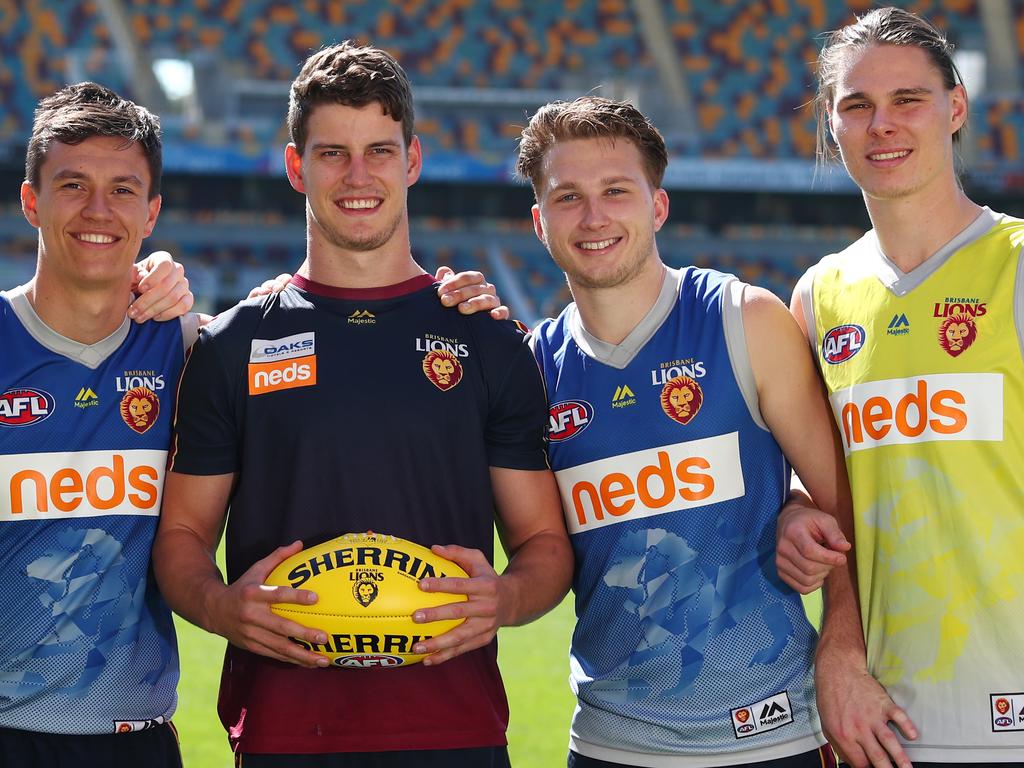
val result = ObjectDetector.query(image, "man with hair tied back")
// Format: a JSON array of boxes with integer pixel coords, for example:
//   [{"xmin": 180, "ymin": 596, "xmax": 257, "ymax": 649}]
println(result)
[
  {"xmin": 0, "ymin": 82, "xmax": 197, "ymax": 768},
  {"xmin": 776, "ymin": 7, "xmax": 1024, "ymax": 768},
  {"xmin": 153, "ymin": 41, "xmax": 572, "ymax": 767}
]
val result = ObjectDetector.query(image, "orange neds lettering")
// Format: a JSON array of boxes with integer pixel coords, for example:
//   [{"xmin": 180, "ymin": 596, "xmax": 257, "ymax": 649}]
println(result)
[
  {"xmin": 570, "ymin": 450, "xmax": 714, "ymax": 527},
  {"xmin": 10, "ymin": 455, "xmax": 159, "ymax": 514},
  {"xmin": 840, "ymin": 378, "xmax": 967, "ymax": 446}
]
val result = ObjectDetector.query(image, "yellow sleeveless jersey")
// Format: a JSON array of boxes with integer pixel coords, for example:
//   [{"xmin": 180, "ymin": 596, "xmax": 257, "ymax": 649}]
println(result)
[{"xmin": 797, "ymin": 208, "xmax": 1024, "ymax": 761}]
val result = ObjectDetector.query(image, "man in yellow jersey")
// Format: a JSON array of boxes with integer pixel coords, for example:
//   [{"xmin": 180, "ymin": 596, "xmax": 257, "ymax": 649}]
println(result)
[{"xmin": 777, "ymin": 7, "xmax": 1024, "ymax": 768}]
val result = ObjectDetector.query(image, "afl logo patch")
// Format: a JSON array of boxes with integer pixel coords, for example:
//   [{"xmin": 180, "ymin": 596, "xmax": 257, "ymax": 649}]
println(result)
[
  {"xmin": 0, "ymin": 388, "xmax": 55, "ymax": 427},
  {"xmin": 659, "ymin": 376, "xmax": 703, "ymax": 425},
  {"xmin": 822, "ymin": 324, "xmax": 865, "ymax": 364},
  {"xmin": 548, "ymin": 400, "xmax": 594, "ymax": 442},
  {"xmin": 119, "ymin": 387, "xmax": 160, "ymax": 434},
  {"xmin": 422, "ymin": 349, "xmax": 463, "ymax": 391}
]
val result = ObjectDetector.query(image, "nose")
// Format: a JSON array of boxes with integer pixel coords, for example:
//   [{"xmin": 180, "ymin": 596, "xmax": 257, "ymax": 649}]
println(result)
[
  {"xmin": 344, "ymin": 155, "xmax": 372, "ymax": 187},
  {"xmin": 580, "ymin": 198, "xmax": 609, "ymax": 230},
  {"xmin": 868, "ymin": 104, "xmax": 897, "ymax": 137},
  {"xmin": 81, "ymin": 189, "xmax": 113, "ymax": 221}
]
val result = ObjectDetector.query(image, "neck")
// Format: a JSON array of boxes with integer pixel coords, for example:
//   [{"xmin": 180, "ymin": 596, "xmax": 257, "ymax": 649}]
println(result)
[
  {"xmin": 571, "ymin": 258, "xmax": 667, "ymax": 346},
  {"xmin": 864, "ymin": 181, "xmax": 982, "ymax": 272},
  {"xmin": 27, "ymin": 272, "xmax": 132, "ymax": 345},
  {"xmin": 299, "ymin": 218, "xmax": 425, "ymax": 288}
]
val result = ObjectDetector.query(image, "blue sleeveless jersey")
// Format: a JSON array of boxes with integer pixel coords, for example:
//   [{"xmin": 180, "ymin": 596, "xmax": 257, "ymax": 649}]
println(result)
[
  {"xmin": 533, "ymin": 268, "xmax": 822, "ymax": 765},
  {"xmin": 0, "ymin": 290, "xmax": 183, "ymax": 735}
]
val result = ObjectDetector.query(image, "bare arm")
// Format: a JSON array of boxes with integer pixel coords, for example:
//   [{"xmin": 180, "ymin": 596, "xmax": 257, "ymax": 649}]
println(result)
[
  {"xmin": 153, "ymin": 470, "xmax": 330, "ymax": 668},
  {"xmin": 413, "ymin": 466, "xmax": 573, "ymax": 666},
  {"xmin": 754, "ymin": 286, "xmax": 917, "ymax": 768}
]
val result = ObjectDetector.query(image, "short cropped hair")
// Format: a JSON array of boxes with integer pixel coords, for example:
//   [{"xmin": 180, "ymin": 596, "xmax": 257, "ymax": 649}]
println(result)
[
  {"xmin": 25, "ymin": 82, "xmax": 162, "ymax": 199},
  {"xmin": 516, "ymin": 96, "xmax": 668, "ymax": 194},
  {"xmin": 288, "ymin": 41, "xmax": 415, "ymax": 155}
]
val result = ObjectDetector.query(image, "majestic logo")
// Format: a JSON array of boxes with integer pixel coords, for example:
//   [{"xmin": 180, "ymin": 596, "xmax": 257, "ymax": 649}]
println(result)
[
  {"xmin": 660, "ymin": 376, "xmax": 703, "ymax": 425},
  {"xmin": 611, "ymin": 385, "xmax": 636, "ymax": 408},
  {"xmin": 822, "ymin": 324, "xmax": 865, "ymax": 364},
  {"xmin": 548, "ymin": 400, "xmax": 594, "ymax": 442},
  {"xmin": 0, "ymin": 388, "xmax": 55, "ymax": 427},
  {"xmin": 887, "ymin": 313, "xmax": 910, "ymax": 336},
  {"xmin": 119, "ymin": 387, "xmax": 160, "ymax": 434},
  {"xmin": 75, "ymin": 387, "xmax": 99, "ymax": 409},
  {"xmin": 938, "ymin": 314, "xmax": 978, "ymax": 357},
  {"xmin": 348, "ymin": 310, "xmax": 376, "ymax": 325},
  {"xmin": 555, "ymin": 433, "xmax": 744, "ymax": 534},
  {"xmin": 422, "ymin": 349, "xmax": 463, "ymax": 391},
  {"xmin": 352, "ymin": 576, "xmax": 380, "ymax": 607},
  {"xmin": 731, "ymin": 692, "xmax": 793, "ymax": 739},
  {"xmin": 831, "ymin": 373, "xmax": 1002, "ymax": 454}
]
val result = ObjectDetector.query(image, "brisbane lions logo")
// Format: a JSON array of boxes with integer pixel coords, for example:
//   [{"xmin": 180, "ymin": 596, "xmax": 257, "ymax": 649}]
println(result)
[
  {"xmin": 660, "ymin": 376, "xmax": 703, "ymax": 425},
  {"xmin": 995, "ymin": 698, "xmax": 1011, "ymax": 715},
  {"xmin": 938, "ymin": 313, "xmax": 978, "ymax": 357},
  {"xmin": 735, "ymin": 709, "xmax": 750, "ymax": 723},
  {"xmin": 352, "ymin": 577, "xmax": 379, "ymax": 608},
  {"xmin": 119, "ymin": 386, "xmax": 160, "ymax": 434},
  {"xmin": 422, "ymin": 349, "xmax": 463, "ymax": 391}
]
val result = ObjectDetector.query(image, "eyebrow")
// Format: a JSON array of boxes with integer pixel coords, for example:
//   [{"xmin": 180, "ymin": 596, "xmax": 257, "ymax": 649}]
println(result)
[
  {"xmin": 548, "ymin": 175, "xmax": 637, "ymax": 193},
  {"xmin": 837, "ymin": 86, "xmax": 933, "ymax": 105},
  {"xmin": 310, "ymin": 140, "xmax": 402, "ymax": 151},
  {"xmin": 51, "ymin": 169, "xmax": 145, "ymax": 186}
]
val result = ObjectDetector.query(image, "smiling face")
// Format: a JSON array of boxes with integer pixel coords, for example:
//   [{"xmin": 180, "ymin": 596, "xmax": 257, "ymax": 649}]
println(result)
[
  {"xmin": 828, "ymin": 44, "xmax": 966, "ymax": 204},
  {"xmin": 21, "ymin": 136, "xmax": 160, "ymax": 293},
  {"xmin": 285, "ymin": 101, "xmax": 421, "ymax": 258},
  {"xmin": 531, "ymin": 137, "xmax": 668, "ymax": 293}
]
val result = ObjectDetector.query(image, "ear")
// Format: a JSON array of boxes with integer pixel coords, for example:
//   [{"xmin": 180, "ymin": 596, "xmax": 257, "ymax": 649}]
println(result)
[
  {"xmin": 142, "ymin": 195, "xmax": 162, "ymax": 238},
  {"xmin": 950, "ymin": 83, "xmax": 968, "ymax": 135},
  {"xmin": 826, "ymin": 106, "xmax": 838, "ymax": 144},
  {"xmin": 406, "ymin": 135, "xmax": 423, "ymax": 186},
  {"xmin": 285, "ymin": 143, "xmax": 305, "ymax": 194},
  {"xmin": 21, "ymin": 182, "xmax": 40, "ymax": 228},
  {"xmin": 531, "ymin": 203, "xmax": 545, "ymax": 244},
  {"xmin": 652, "ymin": 188, "xmax": 669, "ymax": 232}
]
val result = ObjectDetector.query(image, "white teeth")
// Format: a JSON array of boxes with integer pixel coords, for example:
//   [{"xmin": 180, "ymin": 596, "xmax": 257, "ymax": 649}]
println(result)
[
  {"xmin": 77, "ymin": 233, "xmax": 116, "ymax": 244},
  {"xmin": 870, "ymin": 150, "xmax": 910, "ymax": 161},
  {"xmin": 340, "ymin": 199, "xmax": 380, "ymax": 209},
  {"xmin": 579, "ymin": 238, "xmax": 617, "ymax": 250}
]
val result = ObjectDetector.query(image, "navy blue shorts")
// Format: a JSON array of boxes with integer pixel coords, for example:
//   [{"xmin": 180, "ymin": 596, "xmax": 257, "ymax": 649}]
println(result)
[{"xmin": 0, "ymin": 722, "xmax": 182, "ymax": 768}]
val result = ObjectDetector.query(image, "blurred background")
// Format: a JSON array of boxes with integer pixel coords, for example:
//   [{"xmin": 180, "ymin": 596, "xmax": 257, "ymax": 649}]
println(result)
[{"xmin": 1, "ymin": 0, "xmax": 1022, "ymax": 325}]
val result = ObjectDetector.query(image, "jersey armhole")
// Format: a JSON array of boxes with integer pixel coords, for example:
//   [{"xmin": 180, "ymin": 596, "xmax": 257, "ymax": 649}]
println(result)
[
  {"xmin": 722, "ymin": 278, "xmax": 769, "ymax": 431},
  {"xmin": 792, "ymin": 267, "xmax": 818, "ymax": 358},
  {"xmin": 180, "ymin": 313, "xmax": 201, "ymax": 355}
]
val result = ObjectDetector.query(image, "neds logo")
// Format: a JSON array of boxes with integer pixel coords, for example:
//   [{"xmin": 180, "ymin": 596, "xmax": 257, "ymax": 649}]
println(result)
[
  {"xmin": 831, "ymin": 373, "xmax": 1002, "ymax": 453},
  {"xmin": 554, "ymin": 433, "xmax": 745, "ymax": 534},
  {"xmin": 822, "ymin": 324, "xmax": 865, "ymax": 365}
]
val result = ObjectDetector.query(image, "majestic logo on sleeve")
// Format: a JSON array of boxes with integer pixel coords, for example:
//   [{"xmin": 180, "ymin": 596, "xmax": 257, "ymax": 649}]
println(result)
[
  {"xmin": 660, "ymin": 376, "xmax": 703, "ymax": 425},
  {"xmin": 422, "ymin": 349, "xmax": 463, "ymax": 391},
  {"xmin": 119, "ymin": 387, "xmax": 160, "ymax": 434},
  {"xmin": 548, "ymin": 400, "xmax": 594, "ymax": 442},
  {"xmin": 937, "ymin": 314, "xmax": 977, "ymax": 357},
  {"xmin": 822, "ymin": 324, "xmax": 865, "ymax": 364},
  {"xmin": 0, "ymin": 388, "xmax": 55, "ymax": 427}
]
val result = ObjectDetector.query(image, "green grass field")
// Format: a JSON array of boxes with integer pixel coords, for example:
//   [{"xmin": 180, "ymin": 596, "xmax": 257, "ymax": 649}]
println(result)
[{"xmin": 172, "ymin": 548, "xmax": 821, "ymax": 766}]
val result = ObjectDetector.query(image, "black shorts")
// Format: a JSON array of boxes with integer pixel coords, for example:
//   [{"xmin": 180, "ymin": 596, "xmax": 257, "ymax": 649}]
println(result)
[
  {"xmin": 237, "ymin": 746, "xmax": 511, "ymax": 768},
  {"xmin": 568, "ymin": 744, "xmax": 838, "ymax": 768},
  {"xmin": 0, "ymin": 722, "xmax": 182, "ymax": 768}
]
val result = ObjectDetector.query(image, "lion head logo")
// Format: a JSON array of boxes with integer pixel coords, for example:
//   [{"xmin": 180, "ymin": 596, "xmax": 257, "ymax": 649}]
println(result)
[
  {"xmin": 352, "ymin": 577, "xmax": 379, "ymax": 608},
  {"xmin": 938, "ymin": 314, "xmax": 977, "ymax": 357},
  {"xmin": 660, "ymin": 376, "xmax": 704, "ymax": 425},
  {"xmin": 119, "ymin": 386, "xmax": 160, "ymax": 434},
  {"xmin": 735, "ymin": 708, "xmax": 750, "ymax": 723},
  {"xmin": 422, "ymin": 349, "xmax": 463, "ymax": 391},
  {"xmin": 996, "ymin": 698, "xmax": 1011, "ymax": 715}
]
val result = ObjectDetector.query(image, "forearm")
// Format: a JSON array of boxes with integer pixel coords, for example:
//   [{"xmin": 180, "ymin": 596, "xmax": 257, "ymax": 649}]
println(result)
[
  {"xmin": 499, "ymin": 529, "xmax": 573, "ymax": 626},
  {"xmin": 153, "ymin": 525, "xmax": 229, "ymax": 635}
]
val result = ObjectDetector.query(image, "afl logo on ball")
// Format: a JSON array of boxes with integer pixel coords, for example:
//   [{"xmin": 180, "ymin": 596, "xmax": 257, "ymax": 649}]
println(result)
[
  {"xmin": 822, "ymin": 324, "xmax": 865, "ymax": 365},
  {"xmin": 0, "ymin": 388, "xmax": 55, "ymax": 427},
  {"xmin": 548, "ymin": 400, "xmax": 594, "ymax": 442}
]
